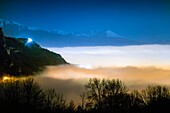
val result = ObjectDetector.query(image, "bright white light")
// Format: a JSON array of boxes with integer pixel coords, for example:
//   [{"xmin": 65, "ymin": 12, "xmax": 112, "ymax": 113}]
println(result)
[
  {"xmin": 77, "ymin": 64, "xmax": 93, "ymax": 69},
  {"xmin": 27, "ymin": 38, "xmax": 33, "ymax": 43}
]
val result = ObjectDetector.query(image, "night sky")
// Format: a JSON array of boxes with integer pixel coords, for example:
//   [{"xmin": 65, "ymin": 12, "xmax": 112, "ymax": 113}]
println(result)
[{"xmin": 1, "ymin": 0, "xmax": 170, "ymax": 40}]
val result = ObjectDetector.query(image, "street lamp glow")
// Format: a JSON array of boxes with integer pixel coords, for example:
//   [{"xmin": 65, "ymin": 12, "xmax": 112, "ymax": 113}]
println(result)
[{"xmin": 3, "ymin": 76, "xmax": 9, "ymax": 81}]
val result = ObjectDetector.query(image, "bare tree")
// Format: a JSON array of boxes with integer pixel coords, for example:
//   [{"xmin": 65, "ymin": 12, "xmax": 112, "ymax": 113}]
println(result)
[
  {"xmin": 142, "ymin": 85, "xmax": 170, "ymax": 113},
  {"xmin": 84, "ymin": 78, "xmax": 130, "ymax": 113},
  {"xmin": 0, "ymin": 78, "xmax": 45, "ymax": 113},
  {"xmin": 80, "ymin": 92, "xmax": 86, "ymax": 109},
  {"xmin": 21, "ymin": 78, "xmax": 45, "ymax": 112},
  {"xmin": 44, "ymin": 88, "xmax": 66, "ymax": 112}
]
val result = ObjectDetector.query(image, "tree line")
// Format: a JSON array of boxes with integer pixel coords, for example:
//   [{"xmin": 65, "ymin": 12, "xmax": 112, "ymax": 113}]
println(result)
[{"xmin": 0, "ymin": 77, "xmax": 170, "ymax": 113}]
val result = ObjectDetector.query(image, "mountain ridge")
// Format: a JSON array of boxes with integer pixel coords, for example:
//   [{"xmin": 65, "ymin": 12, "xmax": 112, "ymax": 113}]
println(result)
[
  {"xmin": 1, "ymin": 19, "xmax": 169, "ymax": 47},
  {"xmin": 0, "ymin": 29, "xmax": 68, "ymax": 76},
  {"xmin": 0, "ymin": 19, "xmax": 143, "ymax": 47}
]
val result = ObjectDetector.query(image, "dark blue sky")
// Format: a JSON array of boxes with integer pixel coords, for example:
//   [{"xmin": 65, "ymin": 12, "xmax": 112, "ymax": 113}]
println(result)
[{"xmin": 1, "ymin": 0, "xmax": 170, "ymax": 40}]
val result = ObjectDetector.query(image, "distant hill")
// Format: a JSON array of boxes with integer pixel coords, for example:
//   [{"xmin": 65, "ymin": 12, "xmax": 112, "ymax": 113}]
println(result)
[
  {"xmin": 1, "ymin": 19, "xmax": 170, "ymax": 47},
  {"xmin": 0, "ymin": 35, "xmax": 67, "ymax": 76},
  {"xmin": 0, "ymin": 19, "xmax": 146, "ymax": 47}
]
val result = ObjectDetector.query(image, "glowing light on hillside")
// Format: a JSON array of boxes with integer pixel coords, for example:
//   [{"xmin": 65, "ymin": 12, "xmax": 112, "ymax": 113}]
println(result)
[
  {"xmin": 27, "ymin": 38, "xmax": 33, "ymax": 43},
  {"xmin": 3, "ymin": 76, "xmax": 9, "ymax": 80},
  {"xmin": 2, "ymin": 76, "xmax": 18, "ymax": 82},
  {"xmin": 3, "ymin": 76, "xmax": 10, "ymax": 81}
]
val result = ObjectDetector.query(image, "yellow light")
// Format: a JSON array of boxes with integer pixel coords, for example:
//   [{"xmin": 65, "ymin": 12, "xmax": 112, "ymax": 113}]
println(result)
[
  {"xmin": 3, "ymin": 76, "xmax": 10, "ymax": 81},
  {"xmin": 1, "ymin": 75, "xmax": 23, "ymax": 82}
]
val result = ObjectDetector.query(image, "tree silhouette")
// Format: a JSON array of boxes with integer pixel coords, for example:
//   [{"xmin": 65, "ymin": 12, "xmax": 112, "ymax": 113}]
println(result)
[
  {"xmin": 85, "ymin": 78, "xmax": 106, "ymax": 110},
  {"xmin": 142, "ymin": 85, "xmax": 170, "ymax": 113},
  {"xmin": 84, "ymin": 78, "xmax": 132, "ymax": 113},
  {"xmin": 0, "ymin": 77, "xmax": 170, "ymax": 113},
  {"xmin": 130, "ymin": 90, "xmax": 146, "ymax": 113},
  {"xmin": 44, "ymin": 88, "xmax": 66, "ymax": 113},
  {"xmin": 80, "ymin": 92, "xmax": 86, "ymax": 110},
  {"xmin": 0, "ymin": 79, "xmax": 22, "ymax": 113},
  {"xmin": 67, "ymin": 100, "xmax": 76, "ymax": 113},
  {"xmin": 21, "ymin": 78, "xmax": 45, "ymax": 113},
  {"xmin": 0, "ymin": 78, "xmax": 45, "ymax": 113}
]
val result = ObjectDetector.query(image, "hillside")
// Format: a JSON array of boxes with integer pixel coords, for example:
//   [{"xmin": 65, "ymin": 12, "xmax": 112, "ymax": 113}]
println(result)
[{"xmin": 0, "ymin": 35, "xmax": 67, "ymax": 76}]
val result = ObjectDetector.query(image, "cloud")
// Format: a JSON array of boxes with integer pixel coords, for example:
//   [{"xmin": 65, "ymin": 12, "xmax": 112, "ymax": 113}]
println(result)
[
  {"xmin": 39, "ymin": 65, "xmax": 170, "ymax": 86},
  {"xmin": 47, "ymin": 45, "xmax": 170, "ymax": 69},
  {"xmin": 37, "ymin": 45, "xmax": 170, "ymax": 103},
  {"xmin": 35, "ymin": 65, "xmax": 170, "ymax": 103},
  {"xmin": 35, "ymin": 76, "xmax": 84, "ymax": 103}
]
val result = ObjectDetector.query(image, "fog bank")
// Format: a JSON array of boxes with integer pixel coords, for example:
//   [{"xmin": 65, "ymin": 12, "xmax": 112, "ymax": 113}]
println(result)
[
  {"xmin": 47, "ymin": 45, "xmax": 170, "ymax": 69},
  {"xmin": 35, "ymin": 65, "xmax": 170, "ymax": 103},
  {"xmin": 38, "ymin": 45, "xmax": 170, "ymax": 103}
]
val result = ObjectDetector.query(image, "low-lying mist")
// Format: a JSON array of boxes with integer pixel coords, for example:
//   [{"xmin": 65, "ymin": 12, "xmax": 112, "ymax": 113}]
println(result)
[
  {"xmin": 48, "ymin": 45, "xmax": 170, "ymax": 69},
  {"xmin": 34, "ymin": 65, "xmax": 170, "ymax": 103},
  {"xmin": 34, "ymin": 45, "xmax": 170, "ymax": 103}
]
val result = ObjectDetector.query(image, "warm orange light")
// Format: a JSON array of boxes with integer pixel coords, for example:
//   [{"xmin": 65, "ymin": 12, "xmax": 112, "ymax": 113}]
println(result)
[
  {"xmin": 3, "ymin": 76, "xmax": 10, "ymax": 81},
  {"xmin": 2, "ymin": 76, "xmax": 17, "ymax": 81}
]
